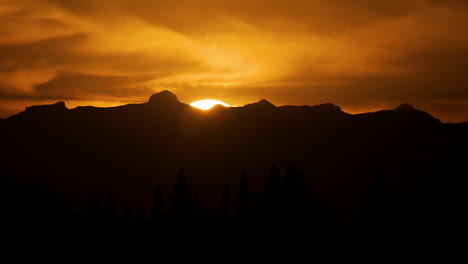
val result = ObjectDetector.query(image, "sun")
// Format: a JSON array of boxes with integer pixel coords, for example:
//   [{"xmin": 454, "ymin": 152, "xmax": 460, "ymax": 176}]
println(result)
[{"xmin": 190, "ymin": 99, "xmax": 231, "ymax": 110}]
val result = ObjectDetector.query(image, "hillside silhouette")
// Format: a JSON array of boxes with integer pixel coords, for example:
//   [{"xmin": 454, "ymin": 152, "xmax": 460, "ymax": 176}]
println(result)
[{"xmin": 0, "ymin": 91, "xmax": 467, "ymax": 232}]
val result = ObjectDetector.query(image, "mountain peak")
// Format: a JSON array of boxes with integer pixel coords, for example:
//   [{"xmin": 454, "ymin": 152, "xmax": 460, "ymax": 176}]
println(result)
[
  {"xmin": 210, "ymin": 103, "xmax": 230, "ymax": 111},
  {"xmin": 312, "ymin": 103, "xmax": 343, "ymax": 113},
  {"xmin": 395, "ymin": 103, "xmax": 416, "ymax": 111},
  {"xmin": 26, "ymin": 101, "xmax": 67, "ymax": 112},
  {"xmin": 258, "ymin": 99, "xmax": 275, "ymax": 107},
  {"xmin": 244, "ymin": 99, "xmax": 276, "ymax": 109},
  {"xmin": 387, "ymin": 103, "xmax": 440, "ymax": 124},
  {"xmin": 148, "ymin": 90, "xmax": 180, "ymax": 105}
]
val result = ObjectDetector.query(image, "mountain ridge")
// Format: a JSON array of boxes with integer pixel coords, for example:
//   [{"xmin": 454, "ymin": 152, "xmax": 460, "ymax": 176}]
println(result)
[{"xmin": 3, "ymin": 91, "xmax": 449, "ymax": 125}]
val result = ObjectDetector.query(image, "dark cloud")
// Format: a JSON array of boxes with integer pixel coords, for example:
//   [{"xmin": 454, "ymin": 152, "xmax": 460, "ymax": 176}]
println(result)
[
  {"xmin": 0, "ymin": 72, "xmax": 149, "ymax": 100},
  {"xmin": 0, "ymin": 33, "xmax": 88, "ymax": 70},
  {"xmin": 34, "ymin": 72, "xmax": 154, "ymax": 100}
]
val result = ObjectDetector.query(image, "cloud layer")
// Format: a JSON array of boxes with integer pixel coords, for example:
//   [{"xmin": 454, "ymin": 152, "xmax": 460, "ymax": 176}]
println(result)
[{"xmin": 0, "ymin": 0, "xmax": 467, "ymax": 122}]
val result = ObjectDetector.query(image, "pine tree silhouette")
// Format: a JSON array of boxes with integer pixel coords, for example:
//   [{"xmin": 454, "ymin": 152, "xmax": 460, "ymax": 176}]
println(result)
[
  {"xmin": 284, "ymin": 163, "xmax": 304, "ymax": 190},
  {"xmin": 136, "ymin": 201, "xmax": 145, "ymax": 224},
  {"xmin": 262, "ymin": 164, "xmax": 282, "ymax": 218},
  {"xmin": 283, "ymin": 163, "xmax": 310, "ymax": 220},
  {"xmin": 151, "ymin": 184, "xmax": 165, "ymax": 222},
  {"xmin": 235, "ymin": 171, "xmax": 255, "ymax": 219},
  {"xmin": 106, "ymin": 192, "xmax": 117, "ymax": 223},
  {"xmin": 87, "ymin": 192, "xmax": 102, "ymax": 224},
  {"xmin": 170, "ymin": 169, "xmax": 198, "ymax": 220},
  {"xmin": 265, "ymin": 165, "xmax": 281, "ymax": 196},
  {"xmin": 122, "ymin": 201, "xmax": 133, "ymax": 225},
  {"xmin": 220, "ymin": 184, "xmax": 231, "ymax": 219}
]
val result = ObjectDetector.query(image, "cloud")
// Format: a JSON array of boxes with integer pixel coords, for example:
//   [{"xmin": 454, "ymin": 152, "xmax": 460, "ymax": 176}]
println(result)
[{"xmin": 0, "ymin": 33, "xmax": 88, "ymax": 70}]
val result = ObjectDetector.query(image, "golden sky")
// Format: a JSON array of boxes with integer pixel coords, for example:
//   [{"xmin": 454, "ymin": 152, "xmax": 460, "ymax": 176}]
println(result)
[{"xmin": 0, "ymin": 0, "xmax": 467, "ymax": 122}]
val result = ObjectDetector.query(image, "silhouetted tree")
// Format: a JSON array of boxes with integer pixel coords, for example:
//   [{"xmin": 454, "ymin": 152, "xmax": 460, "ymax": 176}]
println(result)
[
  {"xmin": 265, "ymin": 165, "xmax": 281, "ymax": 196},
  {"xmin": 171, "ymin": 169, "xmax": 198, "ymax": 220},
  {"xmin": 282, "ymin": 163, "xmax": 310, "ymax": 220},
  {"xmin": 262, "ymin": 164, "xmax": 282, "ymax": 217},
  {"xmin": 48, "ymin": 192, "xmax": 68, "ymax": 223},
  {"xmin": 136, "ymin": 201, "xmax": 145, "ymax": 223},
  {"xmin": 221, "ymin": 185, "xmax": 231, "ymax": 217},
  {"xmin": 235, "ymin": 171, "xmax": 255, "ymax": 219},
  {"xmin": 151, "ymin": 184, "xmax": 165, "ymax": 222},
  {"xmin": 87, "ymin": 192, "xmax": 103, "ymax": 223},
  {"xmin": 106, "ymin": 192, "xmax": 117, "ymax": 222},
  {"xmin": 122, "ymin": 201, "xmax": 133, "ymax": 224},
  {"xmin": 284, "ymin": 163, "xmax": 304, "ymax": 190}
]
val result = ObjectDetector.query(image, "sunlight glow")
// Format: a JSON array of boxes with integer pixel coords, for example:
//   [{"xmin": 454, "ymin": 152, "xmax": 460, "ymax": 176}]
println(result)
[{"xmin": 190, "ymin": 99, "xmax": 231, "ymax": 110}]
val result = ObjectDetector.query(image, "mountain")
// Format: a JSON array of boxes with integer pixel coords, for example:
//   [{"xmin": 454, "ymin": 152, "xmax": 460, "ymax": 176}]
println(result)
[
  {"xmin": 241, "ymin": 99, "xmax": 276, "ymax": 110},
  {"xmin": 0, "ymin": 91, "xmax": 466, "ymax": 221},
  {"xmin": 148, "ymin": 90, "xmax": 181, "ymax": 105}
]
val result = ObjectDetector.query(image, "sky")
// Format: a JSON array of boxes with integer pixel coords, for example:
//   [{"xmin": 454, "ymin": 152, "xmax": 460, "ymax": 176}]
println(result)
[{"xmin": 0, "ymin": 0, "xmax": 467, "ymax": 122}]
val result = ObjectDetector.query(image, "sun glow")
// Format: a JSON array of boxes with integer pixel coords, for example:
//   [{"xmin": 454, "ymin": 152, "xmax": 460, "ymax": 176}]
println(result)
[{"xmin": 190, "ymin": 99, "xmax": 231, "ymax": 110}]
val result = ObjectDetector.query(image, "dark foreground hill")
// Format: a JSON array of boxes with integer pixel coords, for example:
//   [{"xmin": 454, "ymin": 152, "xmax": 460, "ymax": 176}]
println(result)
[{"xmin": 0, "ymin": 91, "xmax": 467, "ymax": 229}]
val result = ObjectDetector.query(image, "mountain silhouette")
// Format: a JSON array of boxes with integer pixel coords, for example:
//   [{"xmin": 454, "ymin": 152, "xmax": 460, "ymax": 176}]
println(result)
[
  {"xmin": 395, "ymin": 103, "xmax": 416, "ymax": 111},
  {"xmin": 148, "ymin": 90, "xmax": 183, "ymax": 106},
  {"xmin": 0, "ymin": 90, "xmax": 466, "ymax": 224},
  {"xmin": 27, "ymin": 101, "xmax": 68, "ymax": 112},
  {"xmin": 242, "ymin": 99, "xmax": 276, "ymax": 110}
]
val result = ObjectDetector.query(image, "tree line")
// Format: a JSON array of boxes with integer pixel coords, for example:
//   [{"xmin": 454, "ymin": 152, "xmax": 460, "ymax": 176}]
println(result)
[{"xmin": 0, "ymin": 163, "xmax": 466, "ymax": 232}]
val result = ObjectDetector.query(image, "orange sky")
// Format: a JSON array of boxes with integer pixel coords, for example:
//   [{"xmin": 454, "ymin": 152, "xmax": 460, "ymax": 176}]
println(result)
[{"xmin": 0, "ymin": 0, "xmax": 467, "ymax": 122}]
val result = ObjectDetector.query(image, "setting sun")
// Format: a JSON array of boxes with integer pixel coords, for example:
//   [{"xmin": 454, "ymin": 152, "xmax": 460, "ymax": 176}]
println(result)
[{"xmin": 190, "ymin": 99, "xmax": 231, "ymax": 110}]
